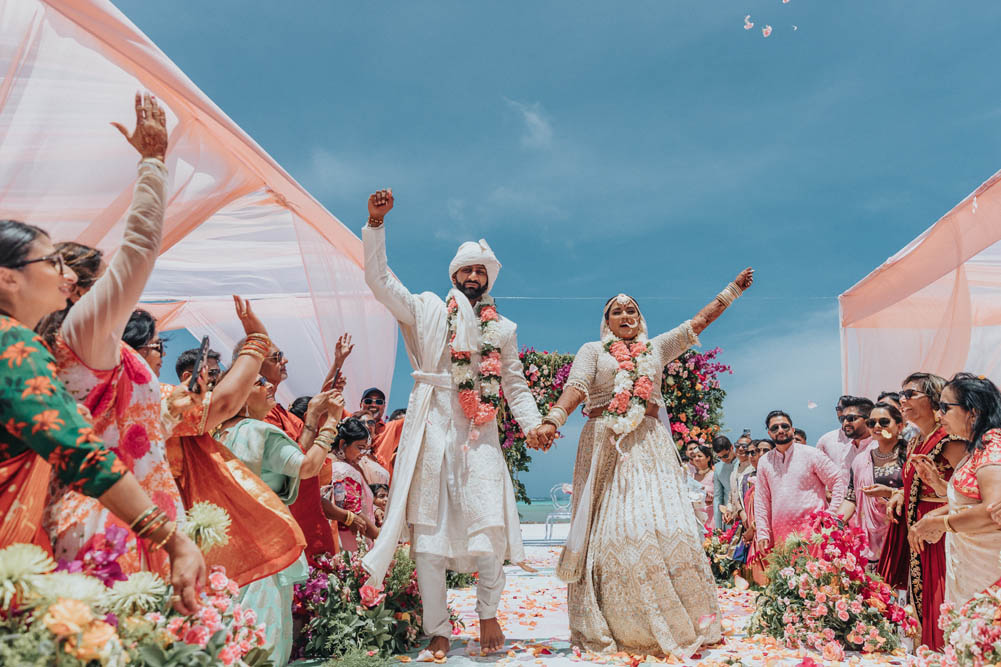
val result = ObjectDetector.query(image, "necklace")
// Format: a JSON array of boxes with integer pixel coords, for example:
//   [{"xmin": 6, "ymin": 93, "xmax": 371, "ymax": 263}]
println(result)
[{"xmin": 872, "ymin": 447, "xmax": 898, "ymax": 461}]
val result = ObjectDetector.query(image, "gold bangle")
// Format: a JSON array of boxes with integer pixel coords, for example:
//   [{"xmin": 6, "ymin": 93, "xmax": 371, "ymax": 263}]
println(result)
[
  {"xmin": 133, "ymin": 509, "xmax": 165, "ymax": 536},
  {"xmin": 238, "ymin": 349, "xmax": 265, "ymax": 362},
  {"xmin": 943, "ymin": 514, "xmax": 956, "ymax": 533},
  {"xmin": 129, "ymin": 507, "xmax": 157, "ymax": 531},
  {"xmin": 138, "ymin": 514, "xmax": 168, "ymax": 539},
  {"xmin": 151, "ymin": 522, "xmax": 177, "ymax": 551},
  {"xmin": 344, "ymin": 510, "xmax": 355, "ymax": 527}
]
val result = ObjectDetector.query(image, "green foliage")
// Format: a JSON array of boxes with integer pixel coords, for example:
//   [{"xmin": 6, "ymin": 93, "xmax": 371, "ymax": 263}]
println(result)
[
  {"xmin": 445, "ymin": 571, "xmax": 477, "ymax": 589},
  {"xmin": 322, "ymin": 646, "xmax": 395, "ymax": 667}
]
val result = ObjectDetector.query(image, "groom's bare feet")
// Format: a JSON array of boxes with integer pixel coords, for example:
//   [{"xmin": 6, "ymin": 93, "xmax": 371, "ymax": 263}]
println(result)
[
  {"xmin": 479, "ymin": 617, "xmax": 505, "ymax": 654},
  {"xmin": 426, "ymin": 635, "xmax": 450, "ymax": 660}
]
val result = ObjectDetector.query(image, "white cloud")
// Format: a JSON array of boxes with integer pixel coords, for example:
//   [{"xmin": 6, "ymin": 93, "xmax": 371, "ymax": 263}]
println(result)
[
  {"xmin": 505, "ymin": 98, "xmax": 553, "ymax": 150},
  {"xmin": 446, "ymin": 197, "xmax": 465, "ymax": 220}
]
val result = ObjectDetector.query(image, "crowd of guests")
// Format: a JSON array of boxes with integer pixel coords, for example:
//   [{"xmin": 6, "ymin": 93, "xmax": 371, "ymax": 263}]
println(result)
[
  {"xmin": 681, "ymin": 374, "xmax": 1001, "ymax": 652},
  {"xmin": 0, "ymin": 93, "xmax": 405, "ymax": 667}
]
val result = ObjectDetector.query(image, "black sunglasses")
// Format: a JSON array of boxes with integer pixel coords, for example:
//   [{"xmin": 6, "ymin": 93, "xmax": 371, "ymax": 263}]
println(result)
[
  {"xmin": 746, "ymin": 448, "xmax": 759, "ymax": 455},
  {"xmin": 10, "ymin": 251, "xmax": 65, "ymax": 274},
  {"xmin": 938, "ymin": 401, "xmax": 962, "ymax": 414},
  {"xmin": 363, "ymin": 397, "xmax": 385, "ymax": 406},
  {"xmin": 839, "ymin": 414, "xmax": 864, "ymax": 423},
  {"xmin": 267, "ymin": 350, "xmax": 285, "ymax": 363},
  {"xmin": 900, "ymin": 389, "xmax": 926, "ymax": 400},
  {"xmin": 866, "ymin": 417, "xmax": 893, "ymax": 428},
  {"xmin": 768, "ymin": 423, "xmax": 792, "ymax": 433}
]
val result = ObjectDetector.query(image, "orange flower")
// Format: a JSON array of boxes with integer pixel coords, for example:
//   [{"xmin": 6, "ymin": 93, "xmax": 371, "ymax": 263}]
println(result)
[
  {"xmin": 31, "ymin": 409, "xmax": 65, "ymax": 434},
  {"xmin": 1, "ymin": 341, "xmax": 35, "ymax": 367},
  {"xmin": 4, "ymin": 418, "xmax": 26, "ymax": 438},
  {"xmin": 66, "ymin": 619, "xmax": 116, "ymax": 662},
  {"xmin": 0, "ymin": 318, "xmax": 14, "ymax": 331},
  {"xmin": 110, "ymin": 458, "xmax": 129, "ymax": 475},
  {"xmin": 21, "ymin": 375, "xmax": 55, "ymax": 398},
  {"xmin": 47, "ymin": 445, "xmax": 74, "ymax": 471},
  {"xmin": 43, "ymin": 598, "xmax": 93, "ymax": 637}
]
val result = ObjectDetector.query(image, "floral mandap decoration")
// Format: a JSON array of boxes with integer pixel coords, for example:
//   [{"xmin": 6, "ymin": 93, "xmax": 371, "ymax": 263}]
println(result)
[
  {"xmin": 0, "ymin": 504, "xmax": 270, "ymax": 667},
  {"xmin": 748, "ymin": 511, "xmax": 917, "ymax": 658},
  {"xmin": 498, "ymin": 346, "xmax": 730, "ymax": 503},
  {"xmin": 911, "ymin": 567, "xmax": 1001, "ymax": 667}
]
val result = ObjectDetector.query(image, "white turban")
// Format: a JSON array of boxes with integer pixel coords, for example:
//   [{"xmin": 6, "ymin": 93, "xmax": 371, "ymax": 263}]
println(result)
[{"xmin": 448, "ymin": 239, "xmax": 502, "ymax": 353}]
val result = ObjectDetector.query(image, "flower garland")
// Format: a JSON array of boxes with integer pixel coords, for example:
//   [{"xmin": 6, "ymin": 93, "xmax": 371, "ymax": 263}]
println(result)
[
  {"xmin": 601, "ymin": 335, "xmax": 659, "ymax": 444},
  {"xmin": 447, "ymin": 295, "xmax": 503, "ymax": 426}
]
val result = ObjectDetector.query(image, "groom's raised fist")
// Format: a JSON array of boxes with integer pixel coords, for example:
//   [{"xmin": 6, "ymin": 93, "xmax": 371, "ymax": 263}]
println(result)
[{"xmin": 368, "ymin": 188, "xmax": 394, "ymax": 225}]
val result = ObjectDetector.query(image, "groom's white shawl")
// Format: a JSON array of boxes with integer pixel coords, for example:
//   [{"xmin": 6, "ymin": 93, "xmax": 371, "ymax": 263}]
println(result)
[{"xmin": 360, "ymin": 225, "xmax": 541, "ymax": 584}]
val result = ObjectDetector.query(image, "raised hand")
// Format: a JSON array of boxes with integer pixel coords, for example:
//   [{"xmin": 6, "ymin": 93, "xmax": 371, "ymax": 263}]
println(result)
[
  {"xmin": 368, "ymin": 189, "xmax": 394, "ymax": 222},
  {"xmin": 334, "ymin": 333, "xmax": 354, "ymax": 367},
  {"xmin": 233, "ymin": 295, "xmax": 268, "ymax": 336},
  {"xmin": 112, "ymin": 91, "xmax": 168, "ymax": 161},
  {"xmin": 735, "ymin": 267, "xmax": 754, "ymax": 291}
]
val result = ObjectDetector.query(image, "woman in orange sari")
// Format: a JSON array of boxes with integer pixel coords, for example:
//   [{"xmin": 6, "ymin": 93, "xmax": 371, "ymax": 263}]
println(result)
[
  {"xmin": 877, "ymin": 372, "xmax": 967, "ymax": 651},
  {"xmin": 0, "ymin": 218, "xmax": 205, "ymax": 615}
]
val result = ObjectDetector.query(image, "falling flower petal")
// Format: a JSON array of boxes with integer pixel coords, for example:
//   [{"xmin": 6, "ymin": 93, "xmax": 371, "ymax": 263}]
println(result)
[
  {"xmin": 762, "ymin": 25, "xmax": 773, "ymax": 37},
  {"xmin": 807, "ymin": 401, "xmax": 818, "ymax": 409},
  {"xmin": 744, "ymin": 15, "xmax": 754, "ymax": 29}
]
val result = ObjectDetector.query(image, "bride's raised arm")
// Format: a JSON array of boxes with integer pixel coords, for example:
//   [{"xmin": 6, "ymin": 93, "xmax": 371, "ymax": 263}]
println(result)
[{"xmin": 690, "ymin": 267, "xmax": 754, "ymax": 335}]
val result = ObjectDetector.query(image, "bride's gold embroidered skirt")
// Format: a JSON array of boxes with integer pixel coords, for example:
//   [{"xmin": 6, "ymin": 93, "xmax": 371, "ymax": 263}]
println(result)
[{"xmin": 557, "ymin": 416, "xmax": 721, "ymax": 657}]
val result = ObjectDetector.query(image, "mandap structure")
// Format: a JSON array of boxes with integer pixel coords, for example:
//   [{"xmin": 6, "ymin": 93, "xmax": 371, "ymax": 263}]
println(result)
[
  {"xmin": 840, "ymin": 168, "xmax": 1001, "ymax": 399},
  {"xmin": 0, "ymin": 0, "xmax": 397, "ymax": 406}
]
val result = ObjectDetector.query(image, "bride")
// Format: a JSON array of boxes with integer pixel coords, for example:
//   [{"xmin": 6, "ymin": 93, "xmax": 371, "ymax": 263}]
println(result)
[{"xmin": 536, "ymin": 268, "xmax": 753, "ymax": 658}]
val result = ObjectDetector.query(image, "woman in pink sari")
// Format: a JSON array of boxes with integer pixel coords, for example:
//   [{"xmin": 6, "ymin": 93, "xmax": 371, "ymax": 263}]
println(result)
[
  {"xmin": 838, "ymin": 402, "xmax": 906, "ymax": 565},
  {"xmin": 321, "ymin": 417, "xmax": 381, "ymax": 552},
  {"xmin": 741, "ymin": 439, "xmax": 772, "ymax": 585}
]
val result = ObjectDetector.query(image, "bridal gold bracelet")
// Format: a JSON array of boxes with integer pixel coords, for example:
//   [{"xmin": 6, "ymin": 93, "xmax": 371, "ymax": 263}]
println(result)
[
  {"xmin": 715, "ymin": 281, "xmax": 743, "ymax": 308},
  {"xmin": 543, "ymin": 406, "xmax": 568, "ymax": 428}
]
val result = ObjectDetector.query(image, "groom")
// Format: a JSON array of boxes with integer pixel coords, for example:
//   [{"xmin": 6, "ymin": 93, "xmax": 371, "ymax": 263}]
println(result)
[{"xmin": 360, "ymin": 189, "xmax": 543, "ymax": 657}]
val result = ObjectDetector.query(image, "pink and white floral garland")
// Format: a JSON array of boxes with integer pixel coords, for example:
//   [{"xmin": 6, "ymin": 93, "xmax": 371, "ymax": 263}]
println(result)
[
  {"xmin": 447, "ymin": 295, "xmax": 503, "ymax": 426},
  {"xmin": 602, "ymin": 334, "xmax": 658, "ymax": 444}
]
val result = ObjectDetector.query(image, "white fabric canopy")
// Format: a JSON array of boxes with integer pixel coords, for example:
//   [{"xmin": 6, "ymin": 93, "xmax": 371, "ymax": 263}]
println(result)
[
  {"xmin": 840, "ymin": 169, "xmax": 1001, "ymax": 398},
  {"xmin": 0, "ymin": 0, "xmax": 397, "ymax": 406}
]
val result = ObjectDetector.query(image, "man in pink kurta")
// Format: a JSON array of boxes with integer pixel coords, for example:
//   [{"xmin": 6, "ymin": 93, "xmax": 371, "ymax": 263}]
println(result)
[
  {"xmin": 817, "ymin": 397, "xmax": 875, "ymax": 485},
  {"xmin": 755, "ymin": 410, "xmax": 847, "ymax": 552}
]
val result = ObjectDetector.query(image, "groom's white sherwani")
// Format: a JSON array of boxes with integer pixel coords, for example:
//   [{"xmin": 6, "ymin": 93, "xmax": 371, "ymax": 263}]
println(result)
[{"xmin": 361, "ymin": 224, "xmax": 541, "ymax": 635}]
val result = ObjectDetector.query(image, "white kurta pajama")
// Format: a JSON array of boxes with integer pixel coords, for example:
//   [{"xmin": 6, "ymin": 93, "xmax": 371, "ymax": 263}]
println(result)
[{"xmin": 361, "ymin": 225, "xmax": 542, "ymax": 638}]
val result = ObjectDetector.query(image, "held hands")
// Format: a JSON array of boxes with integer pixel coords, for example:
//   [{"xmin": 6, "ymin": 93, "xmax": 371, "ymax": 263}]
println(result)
[
  {"xmin": 530, "ymin": 423, "xmax": 558, "ymax": 451},
  {"xmin": 735, "ymin": 268, "xmax": 755, "ymax": 291},
  {"xmin": 368, "ymin": 189, "xmax": 394, "ymax": 224},
  {"xmin": 112, "ymin": 91, "xmax": 168, "ymax": 161},
  {"xmin": 233, "ymin": 295, "xmax": 267, "ymax": 336}
]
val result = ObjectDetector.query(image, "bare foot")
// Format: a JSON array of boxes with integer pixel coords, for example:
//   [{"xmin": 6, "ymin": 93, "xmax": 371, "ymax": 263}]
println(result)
[
  {"xmin": 426, "ymin": 635, "xmax": 450, "ymax": 660},
  {"xmin": 479, "ymin": 617, "xmax": 505, "ymax": 654}
]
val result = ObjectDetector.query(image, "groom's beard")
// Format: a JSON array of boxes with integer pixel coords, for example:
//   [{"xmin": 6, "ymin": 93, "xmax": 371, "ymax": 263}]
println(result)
[
  {"xmin": 457, "ymin": 281, "xmax": 488, "ymax": 300},
  {"xmin": 774, "ymin": 433, "xmax": 794, "ymax": 445}
]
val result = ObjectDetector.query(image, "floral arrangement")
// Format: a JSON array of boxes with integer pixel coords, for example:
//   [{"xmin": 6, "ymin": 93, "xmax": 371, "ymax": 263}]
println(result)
[
  {"xmin": 0, "ymin": 504, "xmax": 269, "ymax": 667},
  {"xmin": 910, "ymin": 574, "xmax": 1001, "ymax": 667},
  {"xmin": 601, "ymin": 336, "xmax": 657, "ymax": 448},
  {"xmin": 448, "ymin": 295, "xmax": 503, "ymax": 426},
  {"xmin": 664, "ymin": 347, "xmax": 731, "ymax": 447},
  {"xmin": 748, "ymin": 511, "xmax": 917, "ymax": 656},
  {"xmin": 496, "ymin": 346, "xmax": 730, "ymax": 503},
  {"xmin": 293, "ymin": 545, "xmax": 462, "ymax": 660},
  {"xmin": 703, "ymin": 523, "xmax": 742, "ymax": 585}
]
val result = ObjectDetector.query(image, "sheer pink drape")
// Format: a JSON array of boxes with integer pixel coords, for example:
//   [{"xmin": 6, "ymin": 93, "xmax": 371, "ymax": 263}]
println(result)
[
  {"xmin": 840, "ymin": 169, "xmax": 1001, "ymax": 397},
  {"xmin": 0, "ymin": 0, "xmax": 397, "ymax": 406}
]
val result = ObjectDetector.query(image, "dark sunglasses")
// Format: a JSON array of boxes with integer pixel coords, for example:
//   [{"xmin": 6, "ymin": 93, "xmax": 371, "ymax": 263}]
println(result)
[
  {"xmin": 746, "ymin": 448, "xmax": 759, "ymax": 455},
  {"xmin": 363, "ymin": 397, "xmax": 385, "ymax": 406},
  {"xmin": 254, "ymin": 376, "xmax": 268, "ymax": 387},
  {"xmin": 866, "ymin": 417, "xmax": 893, "ymax": 428},
  {"xmin": 839, "ymin": 414, "xmax": 864, "ymax": 423},
  {"xmin": 207, "ymin": 368, "xmax": 221, "ymax": 380},
  {"xmin": 938, "ymin": 401, "xmax": 962, "ymax": 415},
  {"xmin": 900, "ymin": 389, "xmax": 925, "ymax": 400},
  {"xmin": 10, "ymin": 251, "xmax": 65, "ymax": 274},
  {"xmin": 141, "ymin": 339, "xmax": 165, "ymax": 355},
  {"xmin": 768, "ymin": 423, "xmax": 792, "ymax": 433},
  {"xmin": 267, "ymin": 350, "xmax": 285, "ymax": 363}
]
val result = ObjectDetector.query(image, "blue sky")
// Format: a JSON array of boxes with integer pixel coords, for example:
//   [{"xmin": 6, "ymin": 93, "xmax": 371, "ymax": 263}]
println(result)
[{"xmin": 127, "ymin": 1, "xmax": 1001, "ymax": 498}]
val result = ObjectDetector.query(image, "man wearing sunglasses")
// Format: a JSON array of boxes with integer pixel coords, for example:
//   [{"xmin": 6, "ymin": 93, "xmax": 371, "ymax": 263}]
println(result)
[
  {"xmin": 822, "ymin": 396, "xmax": 875, "ymax": 485},
  {"xmin": 754, "ymin": 410, "xmax": 846, "ymax": 556},
  {"xmin": 360, "ymin": 387, "xmax": 388, "ymax": 435}
]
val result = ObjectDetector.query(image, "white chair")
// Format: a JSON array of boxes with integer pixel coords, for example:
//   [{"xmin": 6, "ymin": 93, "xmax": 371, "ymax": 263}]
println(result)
[{"xmin": 544, "ymin": 483, "xmax": 573, "ymax": 541}]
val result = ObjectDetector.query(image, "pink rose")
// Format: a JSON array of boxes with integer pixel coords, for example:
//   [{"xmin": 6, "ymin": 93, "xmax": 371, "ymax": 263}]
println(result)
[
  {"xmin": 608, "ymin": 341, "xmax": 630, "ymax": 362},
  {"xmin": 479, "ymin": 306, "xmax": 499, "ymax": 322},
  {"xmin": 208, "ymin": 570, "xmax": 229, "ymax": 593},
  {"xmin": 479, "ymin": 357, "xmax": 502, "ymax": 376},
  {"xmin": 359, "ymin": 584, "xmax": 386, "ymax": 608},
  {"xmin": 633, "ymin": 376, "xmax": 654, "ymax": 400},
  {"xmin": 182, "ymin": 625, "xmax": 211, "ymax": 647},
  {"xmin": 618, "ymin": 359, "xmax": 635, "ymax": 371},
  {"xmin": 218, "ymin": 645, "xmax": 239, "ymax": 666},
  {"xmin": 837, "ymin": 610, "xmax": 850, "ymax": 622},
  {"xmin": 629, "ymin": 341, "xmax": 647, "ymax": 356},
  {"xmin": 608, "ymin": 391, "xmax": 631, "ymax": 414}
]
